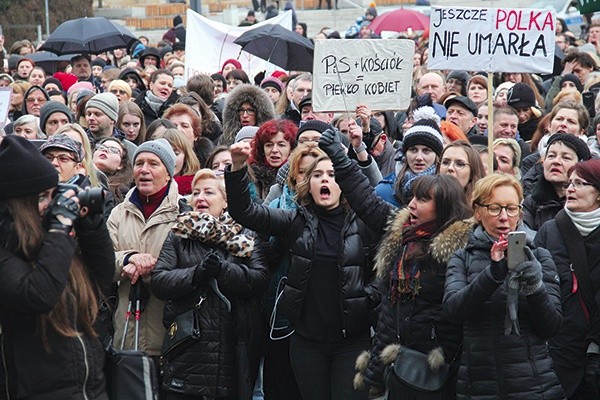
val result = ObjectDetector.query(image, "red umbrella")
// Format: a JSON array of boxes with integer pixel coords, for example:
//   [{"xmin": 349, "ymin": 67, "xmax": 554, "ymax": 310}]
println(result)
[{"xmin": 369, "ymin": 8, "xmax": 430, "ymax": 34}]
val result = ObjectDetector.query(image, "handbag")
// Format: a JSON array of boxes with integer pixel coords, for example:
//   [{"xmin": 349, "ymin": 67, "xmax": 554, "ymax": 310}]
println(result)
[
  {"xmin": 387, "ymin": 346, "xmax": 450, "ymax": 393},
  {"xmin": 105, "ymin": 282, "xmax": 159, "ymax": 400},
  {"xmin": 161, "ymin": 306, "xmax": 202, "ymax": 360}
]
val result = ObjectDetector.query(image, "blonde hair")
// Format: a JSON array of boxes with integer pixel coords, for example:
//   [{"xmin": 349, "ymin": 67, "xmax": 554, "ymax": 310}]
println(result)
[
  {"xmin": 153, "ymin": 128, "xmax": 200, "ymax": 176},
  {"xmin": 552, "ymin": 88, "xmax": 582, "ymax": 106},
  {"xmin": 108, "ymin": 79, "xmax": 132, "ymax": 97},
  {"xmin": 191, "ymin": 168, "xmax": 226, "ymax": 199},
  {"xmin": 287, "ymin": 143, "xmax": 325, "ymax": 190},
  {"xmin": 471, "ymin": 173, "xmax": 523, "ymax": 212},
  {"xmin": 54, "ymin": 123, "xmax": 101, "ymax": 187}
]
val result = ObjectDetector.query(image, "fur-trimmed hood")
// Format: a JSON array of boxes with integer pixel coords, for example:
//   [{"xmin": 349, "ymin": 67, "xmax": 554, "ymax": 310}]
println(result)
[
  {"xmin": 374, "ymin": 208, "xmax": 475, "ymax": 278},
  {"xmin": 220, "ymin": 84, "xmax": 276, "ymax": 146}
]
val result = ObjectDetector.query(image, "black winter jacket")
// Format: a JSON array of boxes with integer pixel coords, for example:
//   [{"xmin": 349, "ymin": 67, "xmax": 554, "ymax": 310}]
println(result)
[
  {"xmin": 522, "ymin": 177, "xmax": 564, "ymax": 231},
  {"xmin": 225, "ymin": 166, "xmax": 379, "ymax": 340},
  {"xmin": 151, "ymin": 231, "xmax": 269, "ymax": 399},
  {"xmin": 536, "ymin": 214, "xmax": 600, "ymax": 397},
  {"xmin": 134, "ymin": 90, "xmax": 179, "ymax": 127},
  {"xmin": 443, "ymin": 225, "xmax": 564, "ymax": 400},
  {"xmin": 0, "ymin": 218, "xmax": 114, "ymax": 400}
]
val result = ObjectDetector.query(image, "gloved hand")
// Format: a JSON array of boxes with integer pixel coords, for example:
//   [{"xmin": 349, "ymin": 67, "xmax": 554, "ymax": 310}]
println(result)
[
  {"xmin": 253, "ymin": 70, "xmax": 266, "ymax": 86},
  {"xmin": 44, "ymin": 191, "xmax": 80, "ymax": 235},
  {"xmin": 585, "ymin": 353, "xmax": 600, "ymax": 397},
  {"xmin": 515, "ymin": 247, "xmax": 543, "ymax": 296},
  {"xmin": 318, "ymin": 129, "xmax": 352, "ymax": 169},
  {"xmin": 193, "ymin": 250, "xmax": 222, "ymax": 284}
]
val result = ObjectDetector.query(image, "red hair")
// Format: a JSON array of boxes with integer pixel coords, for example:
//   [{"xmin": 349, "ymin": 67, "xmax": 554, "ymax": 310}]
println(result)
[
  {"xmin": 440, "ymin": 120, "xmax": 468, "ymax": 142},
  {"xmin": 250, "ymin": 119, "xmax": 297, "ymax": 165}
]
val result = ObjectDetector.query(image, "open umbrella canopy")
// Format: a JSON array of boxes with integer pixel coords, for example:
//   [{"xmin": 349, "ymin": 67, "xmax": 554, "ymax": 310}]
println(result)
[
  {"xmin": 234, "ymin": 24, "xmax": 314, "ymax": 72},
  {"xmin": 28, "ymin": 51, "xmax": 73, "ymax": 74},
  {"xmin": 369, "ymin": 8, "xmax": 430, "ymax": 34},
  {"xmin": 39, "ymin": 17, "xmax": 137, "ymax": 55}
]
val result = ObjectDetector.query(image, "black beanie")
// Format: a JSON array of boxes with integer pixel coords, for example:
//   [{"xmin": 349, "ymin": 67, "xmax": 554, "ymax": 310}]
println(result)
[
  {"xmin": 402, "ymin": 118, "xmax": 445, "ymax": 157},
  {"xmin": 559, "ymin": 74, "xmax": 583, "ymax": 93},
  {"xmin": 39, "ymin": 101, "xmax": 74, "ymax": 132},
  {"xmin": 296, "ymin": 120, "xmax": 332, "ymax": 141},
  {"xmin": 546, "ymin": 133, "xmax": 591, "ymax": 161},
  {"xmin": 91, "ymin": 57, "xmax": 107, "ymax": 69},
  {"xmin": 0, "ymin": 136, "xmax": 58, "ymax": 200},
  {"xmin": 173, "ymin": 15, "xmax": 183, "ymax": 26},
  {"xmin": 507, "ymin": 82, "xmax": 536, "ymax": 109},
  {"xmin": 42, "ymin": 77, "xmax": 64, "ymax": 92}
]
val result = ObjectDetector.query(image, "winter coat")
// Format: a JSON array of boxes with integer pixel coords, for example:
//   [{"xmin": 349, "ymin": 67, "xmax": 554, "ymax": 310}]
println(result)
[
  {"xmin": 151, "ymin": 231, "xmax": 269, "ymax": 399},
  {"xmin": 444, "ymin": 225, "xmax": 564, "ymax": 400},
  {"xmin": 250, "ymin": 163, "xmax": 279, "ymax": 200},
  {"xmin": 522, "ymin": 176, "xmax": 564, "ymax": 231},
  {"xmin": 331, "ymin": 160, "xmax": 469, "ymax": 396},
  {"xmin": 0, "ymin": 217, "xmax": 114, "ymax": 400},
  {"xmin": 219, "ymin": 84, "xmax": 276, "ymax": 146},
  {"xmin": 535, "ymin": 213, "xmax": 600, "ymax": 397},
  {"xmin": 107, "ymin": 182, "xmax": 188, "ymax": 356},
  {"xmin": 134, "ymin": 89, "xmax": 179, "ymax": 128},
  {"xmin": 225, "ymin": 166, "xmax": 379, "ymax": 340}
]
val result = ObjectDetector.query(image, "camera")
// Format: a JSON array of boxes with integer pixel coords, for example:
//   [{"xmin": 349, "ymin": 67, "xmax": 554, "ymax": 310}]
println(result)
[{"xmin": 55, "ymin": 183, "xmax": 105, "ymax": 216}]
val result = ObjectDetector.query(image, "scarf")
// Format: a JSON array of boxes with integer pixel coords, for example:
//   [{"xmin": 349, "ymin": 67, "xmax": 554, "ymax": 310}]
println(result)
[
  {"xmin": 390, "ymin": 220, "xmax": 439, "ymax": 300},
  {"xmin": 564, "ymin": 206, "xmax": 600, "ymax": 237},
  {"xmin": 171, "ymin": 211, "xmax": 254, "ymax": 258},
  {"xmin": 400, "ymin": 164, "xmax": 437, "ymax": 202},
  {"xmin": 144, "ymin": 91, "xmax": 165, "ymax": 114}
]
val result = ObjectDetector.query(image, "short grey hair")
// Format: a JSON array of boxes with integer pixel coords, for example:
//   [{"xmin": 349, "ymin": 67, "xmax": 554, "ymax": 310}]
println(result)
[{"xmin": 13, "ymin": 114, "xmax": 44, "ymax": 139}]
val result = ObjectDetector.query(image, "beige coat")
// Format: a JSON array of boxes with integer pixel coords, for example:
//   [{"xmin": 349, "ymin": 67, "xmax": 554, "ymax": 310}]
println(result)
[{"xmin": 108, "ymin": 182, "xmax": 180, "ymax": 356}]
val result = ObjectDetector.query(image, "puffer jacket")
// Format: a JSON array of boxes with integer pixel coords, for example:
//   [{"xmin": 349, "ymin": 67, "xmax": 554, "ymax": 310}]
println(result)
[
  {"xmin": 107, "ymin": 181, "xmax": 188, "ymax": 356},
  {"xmin": 219, "ymin": 84, "xmax": 275, "ymax": 146},
  {"xmin": 151, "ymin": 231, "xmax": 269, "ymax": 399},
  {"xmin": 443, "ymin": 225, "xmax": 564, "ymax": 400},
  {"xmin": 0, "ymin": 216, "xmax": 114, "ymax": 400},
  {"xmin": 535, "ymin": 213, "xmax": 600, "ymax": 397},
  {"xmin": 522, "ymin": 176, "xmax": 565, "ymax": 231},
  {"xmin": 225, "ymin": 166, "xmax": 379, "ymax": 339}
]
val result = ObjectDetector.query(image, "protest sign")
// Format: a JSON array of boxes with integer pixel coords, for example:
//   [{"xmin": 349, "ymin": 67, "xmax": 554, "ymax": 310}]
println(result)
[
  {"xmin": 185, "ymin": 10, "xmax": 292, "ymax": 78},
  {"xmin": 312, "ymin": 39, "xmax": 414, "ymax": 112},
  {"xmin": 0, "ymin": 88, "xmax": 11, "ymax": 129},
  {"xmin": 428, "ymin": 7, "xmax": 555, "ymax": 73},
  {"xmin": 578, "ymin": 0, "xmax": 600, "ymax": 15}
]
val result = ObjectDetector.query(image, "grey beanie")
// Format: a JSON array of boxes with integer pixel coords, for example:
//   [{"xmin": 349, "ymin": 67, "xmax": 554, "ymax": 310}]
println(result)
[
  {"xmin": 235, "ymin": 126, "xmax": 259, "ymax": 143},
  {"xmin": 86, "ymin": 92, "xmax": 119, "ymax": 121},
  {"xmin": 39, "ymin": 101, "xmax": 74, "ymax": 132},
  {"xmin": 134, "ymin": 138, "xmax": 176, "ymax": 177}
]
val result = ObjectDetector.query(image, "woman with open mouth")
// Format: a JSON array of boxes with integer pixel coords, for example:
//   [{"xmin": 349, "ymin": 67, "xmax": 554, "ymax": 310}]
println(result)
[
  {"xmin": 134, "ymin": 69, "xmax": 179, "ymax": 127},
  {"xmin": 225, "ymin": 138, "xmax": 379, "ymax": 400},
  {"xmin": 536, "ymin": 159, "xmax": 600, "ymax": 398},
  {"xmin": 523, "ymin": 133, "xmax": 591, "ymax": 231},
  {"xmin": 319, "ymin": 128, "xmax": 473, "ymax": 399}
]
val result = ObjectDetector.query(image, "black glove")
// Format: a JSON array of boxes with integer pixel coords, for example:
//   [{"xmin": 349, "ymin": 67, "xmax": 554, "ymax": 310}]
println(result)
[
  {"xmin": 318, "ymin": 129, "xmax": 352, "ymax": 169},
  {"xmin": 193, "ymin": 250, "xmax": 222, "ymax": 284},
  {"xmin": 515, "ymin": 247, "xmax": 543, "ymax": 296},
  {"xmin": 585, "ymin": 353, "xmax": 600, "ymax": 397},
  {"xmin": 44, "ymin": 192, "xmax": 80, "ymax": 235},
  {"xmin": 253, "ymin": 70, "xmax": 266, "ymax": 86}
]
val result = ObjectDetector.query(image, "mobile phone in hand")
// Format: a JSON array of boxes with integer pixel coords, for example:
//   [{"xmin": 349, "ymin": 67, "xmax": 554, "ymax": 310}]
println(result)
[{"xmin": 507, "ymin": 231, "xmax": 527, "ymax": 270}]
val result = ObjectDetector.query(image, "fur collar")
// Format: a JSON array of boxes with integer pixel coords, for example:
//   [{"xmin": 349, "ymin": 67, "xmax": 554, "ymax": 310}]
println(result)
[{"xmin": 374, "ymin": 209, "xmax": 475, "ymax": 278}]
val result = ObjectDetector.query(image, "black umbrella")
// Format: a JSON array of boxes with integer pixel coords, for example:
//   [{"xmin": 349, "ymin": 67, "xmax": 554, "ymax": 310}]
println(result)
[
  {"xmin": 234, "ymin": 24, "xmax": 314, "ymax": 72},
  {"xmin": 28, "ymin": 51, "xmax": 73, "ymax": 74},
  {"xmin": 39, "ymin": 17, "xmax": 137, "ymax": 55}
]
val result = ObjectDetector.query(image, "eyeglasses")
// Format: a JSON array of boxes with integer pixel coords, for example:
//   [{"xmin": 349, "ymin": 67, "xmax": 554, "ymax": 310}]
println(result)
[
  {"xmin": 95, "ymin": 144, "xmax": 122, "ymax": 156},
  {"xmin": 440, "ymin": 158, "xmax": 470, "ymax": 170},
  {"xmin": 110, "ymin": 89, "xmax": 128, "ymax": 95},
  {"xmin": 565, "ymin": 180, "xmax": 594, "ymax": 190},
  {"xmin": 477, "ymin": 203, "xmax": 522, "ymax": 217},
  {"xmin": 44, "ymin": 153, "xmax": 77, "ymax": 164},
  {"xmin": 237, "ymin": 108, "xmax": 256, "ymax": 116}
]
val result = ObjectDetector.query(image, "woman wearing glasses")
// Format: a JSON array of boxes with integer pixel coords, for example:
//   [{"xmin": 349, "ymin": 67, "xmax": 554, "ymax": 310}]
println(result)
[
  {"xmin": 535, "ymin": 159, "xmax": 600, "ymax": 399},
  {"xmin": 444, "ymin": 173, "xmax": 564, "ymax": 400},
  {"xmin": 523, "ymin": 134, "xmax": 591, "ymax": 231},
  {"xmin": 219, "ymin": 84, "xmax": 275, "ymax": 146},
  {"xmin": 438, "ymin": 140, "xmax": 486, "ymax": 203}
]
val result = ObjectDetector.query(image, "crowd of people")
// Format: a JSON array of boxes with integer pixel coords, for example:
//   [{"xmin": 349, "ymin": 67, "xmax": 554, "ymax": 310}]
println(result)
[{"xmin": 2, "ymin": 5, "xmax": 600, "ymax": 400}]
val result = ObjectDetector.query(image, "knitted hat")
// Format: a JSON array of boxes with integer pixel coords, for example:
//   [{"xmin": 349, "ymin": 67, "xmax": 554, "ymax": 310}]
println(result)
[
  {"xmin": 54, "ymin": 72, "xmax": 79, "ymax": 93},
  {"xmin": 235, "ymin": 126, "xmax": 259, "ymax": 143},
  {"xmin": 160, "ymin": 45, "xmax": 173, "ymax": 59},
  {"xmin": 507, "ymin": 83, "xmax": 536, "ymax": 109},
  {"xmin": 172, "ymin": 42, "xmax": 185, "ymax": 52},
  {"xmin": 221, "ymin": 58, "xmax": 242, "ymax": 73},
  {"xmin": 260, "ymin": 76, "xmax": 285, "ymax": 94},
  {"xmin": 365, "ymin": 6, "xmax": 377, "ymax": 17},
  {"xmin": 0, "ymin": 136, "xmax": 58, "ymax": 200},
  {"xmin": 66, "ymin": 80, "xmax": 94, "ymax": 95},
  {"xmin": 444, "ymin": 95, "xmax": 478, "ymax": 116},
  {"xmin": 271, "ymin": 70, "xmax": 288, "ymax": 81},
  {"xmin": 86, "ymin": 92, "xmax": 119, "ymax": 122},
  {"xmin": 559, "ymin": 74, "xmax": 583, "ymax": 93},
  {"xmin": 296, "ymin": 120, "xmax": 332, "ymax": 141},
  {"xmin": 403, "ymin": 119, "xmax": 444, "ymax": 157},
  {"xmin": 91, "ymin": 57, "xmax": 106, "ymax": 69},
  {"xmin": 134, "ymin": 139, "xmax": 176, "ymax": 177},
  {"xmin": 546, "ymin": 133, "xmax": 591, "ymax": 161},
  {"xmin": 39, "ymin": 101, "xmax": 74, "ymax": 131},
  {"xmin": 39, "ymin": 133, "xmax": 85, "ymax": 163},
  {"xmin": 42, "ymin": 77, "xmax": 63, "ymax": 92},
  {"xmin": 447, "ymin": 70, "xmax": 470, "ymax": 89}
]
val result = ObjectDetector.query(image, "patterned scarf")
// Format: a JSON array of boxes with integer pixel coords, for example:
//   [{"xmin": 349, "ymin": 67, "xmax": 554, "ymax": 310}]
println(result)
[
  {"xmin": 400, "ymin": 164, "xmax": 437, "ymax": 202},
  {"xmin": 390, "ymin": 220, "xmax": 439, "ymax": 301},
  {"xmin": 171, "ymin": 211, "xmax": 254, "ymax": 258}
]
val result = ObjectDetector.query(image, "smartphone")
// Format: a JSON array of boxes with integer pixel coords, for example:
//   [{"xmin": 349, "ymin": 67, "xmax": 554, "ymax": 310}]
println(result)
[
  {"xmin": 583, "ymin": 91, "xmax": 596, "ymax": 119},
  {"xmin": 507, "ymin": 231, "xmax": 527, "ymax": 270}
]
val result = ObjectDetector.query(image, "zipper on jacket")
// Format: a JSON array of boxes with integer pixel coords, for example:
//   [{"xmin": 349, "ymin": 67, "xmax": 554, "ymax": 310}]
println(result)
[
  {"xmin": 1, "ymin": 325, "xmax": 10, "ymax": 400},
  {"xmin": 76, "ymin": 332, "xmax": 90, "ymax": 400}
]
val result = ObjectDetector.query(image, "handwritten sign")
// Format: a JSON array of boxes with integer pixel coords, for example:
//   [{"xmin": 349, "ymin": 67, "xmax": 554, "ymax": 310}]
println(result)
[
  {"xmin": 0, "ymin": 88, "xmax": 11, "ymax": 129},
  {"xmin": 312, "ymin": 39, "xmax": 414, "ymax": 112},
  {"xmin": 428, "ymin": 7, "xmax": 555, "ymax": 73}
]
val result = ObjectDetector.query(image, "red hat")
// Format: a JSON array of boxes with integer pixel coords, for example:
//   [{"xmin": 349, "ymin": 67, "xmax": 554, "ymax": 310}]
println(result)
[
  {"xmin": 53, "ymin": 72, "xmax": 79, "ymax": 93},
  {"xmin": 221, "ymin": 58, "xmax": 242, "ymax": 74},
  {"xmin": 271, "ymin": 70, "xmax": 288, "ymax": 81}
]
